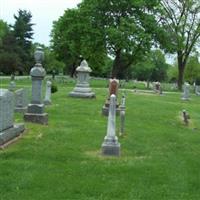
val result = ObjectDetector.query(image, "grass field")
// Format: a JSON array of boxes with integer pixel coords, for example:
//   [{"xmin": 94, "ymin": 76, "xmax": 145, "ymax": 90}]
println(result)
[{"xmin": 1, "ymin": 78, "xmax": 200, "ymax": 199}]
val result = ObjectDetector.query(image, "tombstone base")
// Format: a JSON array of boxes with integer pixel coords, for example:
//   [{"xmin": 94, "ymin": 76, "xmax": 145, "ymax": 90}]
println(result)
[
  {"xmin": 69, "ymin": 91, "xmax": 95, "ymax": 98},
  {"xmin": 102, "ymin": 141, "xmax": 120, "ymax": 156},
  {"xmin": 15, "ymin": 107, "xmax": 27, "ymax": 113},
  {"xmin": 181, "ymin": 97, "xmax": 190, "ymax": 101},
  {"xmin": 0, "ymin": 124, "xmax": 25, "ymax": 146},
  {"xmin": 44, "ymin": 100, "xmax": 51, "ymax": 105},
  {"xmin": 24, "ymin": 113, "xmax": 48, "ymax": 125}
]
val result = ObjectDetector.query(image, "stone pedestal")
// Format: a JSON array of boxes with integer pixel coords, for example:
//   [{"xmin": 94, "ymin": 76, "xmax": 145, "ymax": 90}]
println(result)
[
  {"xmin": 0, "ymin": 89, "xmax": 24, "ymax": 146},
  {"xmin": 102, "ymin": 94, "xmax": 120, "ymax": 156},
  {"xmin": 24, "ymin": 48, "xmax": 48, "ymax": 125},
  {"xmin": 69, "ymin": 60, "xmax": 95, "ymax": 98},
  {"xmin": 15, "ymin": 88, "xmax": 28, "ymax": 113},
  {"xmin": 44, "ymin": 81, "xmax": 52, "ymax": 105},
  {"xmin": 181, "ymin": 82, "xmax": 190, "ymax": 100}
]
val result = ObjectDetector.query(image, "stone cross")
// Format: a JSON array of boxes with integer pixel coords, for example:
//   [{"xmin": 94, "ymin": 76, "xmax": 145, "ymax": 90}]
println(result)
[
  {"xmin": 181, "ymin": 82, "xmax": 190, "ymax": 100},
  {"xmin": 0, "ymin": 89, "xmax": 24, "ymax": 146},
  {"xmin": 44, "ymin": 81, "xmax": 52, "ymax": 105},
  {"xmin": 24, "ymin": 47, "xmax": 48, "ymax": 125},
  {"xmin": 102, "ymin": 94, "xmax": 120, "ymax": 156}
]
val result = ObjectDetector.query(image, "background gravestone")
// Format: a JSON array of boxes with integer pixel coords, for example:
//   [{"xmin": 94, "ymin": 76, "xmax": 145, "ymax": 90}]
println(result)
[
  {"xmin": 181, "ymin": 82, "xmax": 190, "ymax": 100},
  {"xmin": 24, "ymin": 47, "xmax": 48, "ymax": 125},
  {"xmin": 44, "ymin": 80, "xmax": 52, "ymax": 105},
  {"xmin": 102, "ymin": 78, "xmax": 120, "ymax": 116},
  {"xmin": 0, "ymin": 89, "xmax": 24, "ymax": 146},
  {"xmin": 69, "ymin": 60, "xmax": 95, "ymax": 98},
  {"xmin": 15, "ymin": 88, "xmax": 28, "ymax": 113}
]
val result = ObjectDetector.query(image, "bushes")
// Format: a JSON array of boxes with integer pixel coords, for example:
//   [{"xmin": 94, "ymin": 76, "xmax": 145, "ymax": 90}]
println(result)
[{"xmin": 51, "ymin": 81, "xmax": 58, "ymax": 93}]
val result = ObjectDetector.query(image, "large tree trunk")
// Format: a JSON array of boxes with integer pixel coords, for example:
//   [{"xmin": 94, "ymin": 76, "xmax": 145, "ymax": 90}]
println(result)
[
  {"xmin": 111, "ymin": 49, "xmax": 121, "ymax": 78},
  {"xmin": 177, "ymin": 51, "xmax": 186, "ymax": 90}
]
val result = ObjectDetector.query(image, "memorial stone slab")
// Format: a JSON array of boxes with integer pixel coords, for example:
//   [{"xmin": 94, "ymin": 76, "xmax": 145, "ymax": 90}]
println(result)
[
  {"xmin": 44, "ymin": 81, "xmax": 52, "ymax": 105},
  {"xmin": 15, "ymin": 88, "xmax": 28, "ymax": 113},
  {"xmin": 0, "ymin": 89, "xmax": 24, "ymax": 146},
  {"xmin": 181, "ymin": 82, "xmax": 190, "ymax": 100}
]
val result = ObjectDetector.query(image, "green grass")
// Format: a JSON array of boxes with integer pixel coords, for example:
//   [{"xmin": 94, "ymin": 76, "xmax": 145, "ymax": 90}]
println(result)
[{"xmin": 1, "ymin": 79, "xmax": 200, "ymax": 199}]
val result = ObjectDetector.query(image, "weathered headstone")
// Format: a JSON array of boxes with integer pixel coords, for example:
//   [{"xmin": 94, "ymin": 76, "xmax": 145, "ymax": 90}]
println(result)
[
  {"xmin": 102, "ymin": 94, "xmax": 120, "ymax": 156},
  {"xmin": 195, "ymin": 85, "xmax": 200, "ymax": 96},
  {"xmin": 102, "ymin": 78, "xmax": 120, "ymax": 116},
  {"xmin": 69, "ymin": 60, "xmax": 95, "ymax": 98},
  {"xmin": 44, "ymin": 80, "xmax": 52, "ymax": 105},
  {"xmin": 119, "ymin": 96, "xmax": 126, "ymax": 136},
  {"xmin": 0, "ymin": 89, "xmax": 24, "ymax": 146},
  {"xmin": 15, "ymin": 88, "xmax": 28, "ymax": 113},
  {"xmin": 181, "ymin": 82, "xmax": 190, "ymax": 100},
  {"xmin": 24, "ymin": 47, "xmax": 48, "ymax": 125},
  {"xmin": 8, "ymin": 81, "xmax": 16, "ymax": 92},
  {"xmin": 154, "ymin": 82, "xmax": 162, "ymax": 94}
]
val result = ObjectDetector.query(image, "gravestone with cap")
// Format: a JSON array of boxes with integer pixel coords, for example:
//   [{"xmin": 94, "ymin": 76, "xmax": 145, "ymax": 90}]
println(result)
[
  {"xmin": 69, "ymin": 60, "xmax": 95, "ymax": 98},
  {"xmin": 101, "ymin": 94, "xmax": 120, "ymax": 156},
  {"xmin": 0, "ymin": 89, "xmax": 24, "ymax": 146},
  {"xmin": 24, "ymin": 47, "xmax": 48, "ymax": 124}
]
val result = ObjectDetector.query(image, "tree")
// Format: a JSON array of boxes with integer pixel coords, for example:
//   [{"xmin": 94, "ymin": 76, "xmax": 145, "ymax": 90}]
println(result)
[
  {"xmin": 51, "ymin": 8, "xmax": 107, "ymax": 77},
  {"xmin": 184, "ymin": 53, "xmax": 200, "ymax": 83},
  {"xmin": 0, "ymin": 20, "xmax": 21, "ymax": 75},
  {"xmin": 12, "ymin": 9, "xmax": 34, "ymax": 73},
  {"xmin": 132, "ymin": 49, "xmax": 169, "ymax": 82},
  {"xmin": 159, "ymin": 0, "xmax": 200, "ymax": 89},
  {"xmin": 79, "ymin": 0, "xmax": 161, "ymax": 79}
]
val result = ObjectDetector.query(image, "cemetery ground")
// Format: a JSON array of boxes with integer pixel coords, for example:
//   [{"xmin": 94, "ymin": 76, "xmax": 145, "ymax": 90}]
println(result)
[{"xmin": 1, "ymin": 78, "xmax": 200, "ymax": 199}]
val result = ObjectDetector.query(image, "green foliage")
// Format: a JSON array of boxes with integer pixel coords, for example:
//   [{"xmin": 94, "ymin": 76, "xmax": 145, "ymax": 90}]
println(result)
[
  {"xmin": 12, "ymin": 9, "xmax": 34, "ymax": 73},
  {"xmin": 132, "ymin": 49, "xmax": 169, "ymax": 81},
  {"xmin": 159, "ymin": 0, "xmax": 200, "ymax": 89},
  {"xmin": 184, "ymin": 54, "xmax": 200, "ymax": 84},
  {"xmin": 167, "ymin": 66, "xmax": 178, "ymax": 83},
  {"xmin": 51, "ymin": 0, "xmax": 161, "ymax": 78}
]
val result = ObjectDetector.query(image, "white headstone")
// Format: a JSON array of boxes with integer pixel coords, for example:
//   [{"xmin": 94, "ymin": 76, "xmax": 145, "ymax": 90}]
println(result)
[
  {"xmin": 44, "ymin": 81, "xmax": 52, "ymax": 105},
  {"xmin": 182, "ymin": 82, "xmax": 190, "ymax": 100},
  {"xmin": 102, "ymin": 94, "xmax": 120, "ymax": 156}
]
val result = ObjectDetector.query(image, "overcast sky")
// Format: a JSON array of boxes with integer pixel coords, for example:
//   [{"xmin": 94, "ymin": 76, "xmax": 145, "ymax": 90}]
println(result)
[{"xmin": 0, "ymin": 0, "xmax": 82, "ymax": 46}]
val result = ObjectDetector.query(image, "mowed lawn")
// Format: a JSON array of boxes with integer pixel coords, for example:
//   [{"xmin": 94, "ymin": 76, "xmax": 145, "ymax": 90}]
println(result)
[{"xmin": 1, "ymin": 79, "xmax": 200, "ymax": 199}]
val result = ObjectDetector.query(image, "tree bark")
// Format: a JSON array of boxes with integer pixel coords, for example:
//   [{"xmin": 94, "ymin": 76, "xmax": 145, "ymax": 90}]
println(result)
[
  {"xmin": 112, "ymin": 49, "xmax": 121, "ymax": 78},
  {"xmin": 177, "ymin": 51, "xmax": 185, "ymax": 90}
]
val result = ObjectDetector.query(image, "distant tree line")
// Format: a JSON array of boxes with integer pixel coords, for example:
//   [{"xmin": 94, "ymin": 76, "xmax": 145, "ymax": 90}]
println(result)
[
  {"xmin": 51, "ymin": 0, "xmax": 200, "ymax": 89},
  {"xmin": 0, "ymin": 0, "xmax": 200, "ymax": 90}
]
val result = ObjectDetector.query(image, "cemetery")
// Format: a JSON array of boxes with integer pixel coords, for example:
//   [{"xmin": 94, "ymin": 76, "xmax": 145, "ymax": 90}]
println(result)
[
  {"xmin": 1, "ymin": 0, "xmax": 200, "ymax": 199},
  {"xmin": 1, "ymin": 72, "xmax": 200, "ymax": 199}
]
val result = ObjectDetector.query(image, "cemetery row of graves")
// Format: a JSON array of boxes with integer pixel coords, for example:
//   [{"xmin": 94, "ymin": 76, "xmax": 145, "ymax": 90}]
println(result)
[{"xmin": 1, "ymin": 48, "xmax": 200, "ymax": 199}]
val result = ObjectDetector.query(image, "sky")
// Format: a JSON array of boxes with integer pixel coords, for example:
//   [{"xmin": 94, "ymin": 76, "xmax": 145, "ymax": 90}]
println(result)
[{"xmin": 0, "ymin": 0, "xmax": 82, "ymax": 46}]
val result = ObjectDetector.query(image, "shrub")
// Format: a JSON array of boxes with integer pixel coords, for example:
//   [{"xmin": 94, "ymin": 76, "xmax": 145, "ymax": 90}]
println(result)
[{"xmin": 51, "ymin": 82, "xmax": 58, "ymax": 93}]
